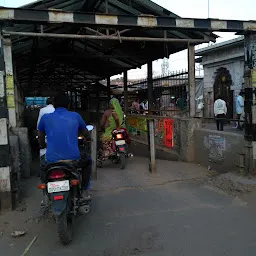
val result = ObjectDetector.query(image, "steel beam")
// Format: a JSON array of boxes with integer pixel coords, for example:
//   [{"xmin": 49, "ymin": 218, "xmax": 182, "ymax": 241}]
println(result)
[
  {"xmin": 2, "ymin": 31, "xmax": 209, "ymax": 43},
  {"xmin": 0, "ymin": 8, "xmax": 255, "ymax": 33}
]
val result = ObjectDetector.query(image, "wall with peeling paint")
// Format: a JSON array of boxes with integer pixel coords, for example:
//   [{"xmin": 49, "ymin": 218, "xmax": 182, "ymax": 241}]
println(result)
[{"xmin": 194, "ymin": 128, "xmax": 244, "ymax": 173}]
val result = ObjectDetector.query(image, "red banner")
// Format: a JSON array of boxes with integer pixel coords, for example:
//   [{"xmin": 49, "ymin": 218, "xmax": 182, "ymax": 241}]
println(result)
[{"xmin": 164, "ymin": 119, "xmax": 174, "ymax": 148}]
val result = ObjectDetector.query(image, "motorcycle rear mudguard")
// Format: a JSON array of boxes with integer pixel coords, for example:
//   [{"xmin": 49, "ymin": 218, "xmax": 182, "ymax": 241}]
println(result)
[{"xmin": 50, "ymin": 191, "xmax": 69, "ymax": 216}]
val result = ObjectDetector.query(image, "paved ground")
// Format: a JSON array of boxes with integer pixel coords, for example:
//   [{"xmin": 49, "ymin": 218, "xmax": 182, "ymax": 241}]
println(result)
[{"xmin": 1, "ymin": 157, "xmax": 256, "ymax": 256}]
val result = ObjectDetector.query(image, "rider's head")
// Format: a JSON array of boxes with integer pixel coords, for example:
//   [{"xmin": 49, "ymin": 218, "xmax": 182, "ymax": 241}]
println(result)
[
  {"xmin": 46, "ymin": 97, "xmax": 53, "ymax": 105},
  {"xmin": 54, "ymin": 93, "xmax": 70, "ymax": 109}
]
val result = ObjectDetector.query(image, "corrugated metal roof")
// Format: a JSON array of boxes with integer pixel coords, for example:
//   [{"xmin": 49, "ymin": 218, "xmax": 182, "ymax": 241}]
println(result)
[{"xmin": 9, "ymin": 0, "xmax": 217, "ymax": 95}]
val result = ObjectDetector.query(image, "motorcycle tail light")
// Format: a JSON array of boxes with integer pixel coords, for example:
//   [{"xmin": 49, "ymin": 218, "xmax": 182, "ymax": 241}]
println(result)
[
  {"xmin": 38, "ymin": 183, "xmax": 46, "ymax": 189},
  {"xmin": 49, "ymin": 170, "xmax": 65, "ymax": 179},
  {"xmin": 71, "ymin": 179, "xmax": 79, "ymax": 186},
  {"xmin": 54, "ymin": 195, "xmax": 64, "ymax": 201},
  {"xmin": 116, "ymin": 134, "xmax": 123, "ymax": 139}
]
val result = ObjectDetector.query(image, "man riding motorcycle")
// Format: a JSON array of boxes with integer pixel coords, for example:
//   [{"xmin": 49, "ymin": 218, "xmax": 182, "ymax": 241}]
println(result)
[{"xmin": 38, "ymin": 93, "xmax": 91, "ymax": 202}]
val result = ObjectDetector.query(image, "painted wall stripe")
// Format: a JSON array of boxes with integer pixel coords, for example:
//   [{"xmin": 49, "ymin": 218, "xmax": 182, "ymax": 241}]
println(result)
[
  {"xmin": 0, "ymin": 8, "xmax": 255, "ymax": 32},
  {"xmin": 210, "ymin": 20, "xmax": 227, "ymax": 30},
  {"xmin": 227, "ymin": 20, "xmax": 243, "ymax": 30},
  {"xmin": 194, "ymin": 19, "xmax": 211, "ymax": 29},
  {"xmin": 0, "ymin": 9, "xmax": 14, "ymax": 20},
  {"xmin": 15, "ymin": 9, "xmax": 48, "ymax": 23},
  {"xmin": 49, "ymin": 11, "xmax": 74, "ymax": 23},
  {"xmin": 0, "ymin": 118, "xmax": 8, "ymax": 145},
  {"xmin": 138, "ymin": 16, "xmax": 157, "ymax": 27},
  {"xmin": 0, "ymin": 167, "xmax": 11, "ymax": 192},
  {"xmin": 243, "ymin": 22, "xmax": 256, "ymax": 31},
  {"xmin": 176, "ymin": 19, "xmax": 194, "ymax": 28},
  {"xmin": 95, "ymin": 14, "xmax": 118, "ymax": 25},
  {"xmin": 118, "ymin": 15, "xmax": 137, "ymax": 26},
  {"xmin": 73, "ymin": 12, "xmax": 95, "ymax": 24},
  {"xmin": 156, "ymin": 17, "xmax": 176, "ymax": 27}
]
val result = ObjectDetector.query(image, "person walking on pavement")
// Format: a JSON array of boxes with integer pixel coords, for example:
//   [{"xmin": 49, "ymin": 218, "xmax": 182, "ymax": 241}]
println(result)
[
  {"xmin": 214, "ymin": 95, "xmax": 227, "ymax": 131},
  {"xmin": 236, "ymin": 91, "xmax": 244, "ymax": 130}
]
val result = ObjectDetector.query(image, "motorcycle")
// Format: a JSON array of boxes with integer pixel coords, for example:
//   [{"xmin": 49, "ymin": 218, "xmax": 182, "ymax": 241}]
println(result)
[
  {"xmin": 98, "ymin": 128, "xmax": 132, "ymax": 170},
  {"xmin": 37, "ymin": 124, "xmax": 94, "ymax": 245}
]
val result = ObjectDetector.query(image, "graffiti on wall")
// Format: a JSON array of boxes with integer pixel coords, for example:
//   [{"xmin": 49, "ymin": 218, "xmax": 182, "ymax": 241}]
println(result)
[
  {"xmin": 127, "ymin": 116, "xmax": 174, "ymax": 148},
  {"xmin": 208, "ymin": 135, "xmax": 226, "ymax": 163}
]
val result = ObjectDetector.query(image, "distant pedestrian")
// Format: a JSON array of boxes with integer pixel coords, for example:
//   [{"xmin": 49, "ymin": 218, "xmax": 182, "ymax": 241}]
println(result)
[
  {"xmin": 131, "ymin": 98, "xmax": 140, "ymax": 113},
  {"xmin": 236, "ymin": 91, "xmax": 244, "ymax": 130},
  {"xmin": 214, "ymin": 95, "xmax": 227, "ymax": 131}
]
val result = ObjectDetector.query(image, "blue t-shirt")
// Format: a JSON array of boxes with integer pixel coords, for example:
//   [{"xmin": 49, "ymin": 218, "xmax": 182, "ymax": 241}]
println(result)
[{"xmin": 38, "ymin": 108, "xmax": 86, "ymax": 163}]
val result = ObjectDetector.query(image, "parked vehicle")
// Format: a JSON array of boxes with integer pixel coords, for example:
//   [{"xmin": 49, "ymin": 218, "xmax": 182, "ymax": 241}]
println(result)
[
  {"xmin": 98, "ymin": 128, "xmax": 132, "ymax": 170},
  {"xmin": 38, "ymin": 125, "xmax": 93, "ymax": 245}
]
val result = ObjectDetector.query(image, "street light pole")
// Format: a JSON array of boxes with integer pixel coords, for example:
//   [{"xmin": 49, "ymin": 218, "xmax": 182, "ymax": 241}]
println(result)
[{"xmin": 208, "ymin": 0, "xmax": 210, "ymax": 18}]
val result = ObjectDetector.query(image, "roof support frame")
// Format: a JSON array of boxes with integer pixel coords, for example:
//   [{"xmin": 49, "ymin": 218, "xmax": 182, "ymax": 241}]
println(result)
[{"xmin": 3, "ymin": 30, "xmax": 209, "ymax": 43}]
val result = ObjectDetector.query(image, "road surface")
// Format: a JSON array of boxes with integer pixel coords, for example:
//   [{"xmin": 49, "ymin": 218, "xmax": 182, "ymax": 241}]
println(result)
[{"xmin": 1, "ymin": 157, "xmax": 256, "ymax": 256}]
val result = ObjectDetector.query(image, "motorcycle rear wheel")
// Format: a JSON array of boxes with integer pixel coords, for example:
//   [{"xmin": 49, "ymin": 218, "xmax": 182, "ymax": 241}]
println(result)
[
  {"xmin": 119, "ymin": 153, "xmax": 126, "ymax": 170},
  {"xmin": 56, "ymin": 208, "xmax": 72, "ymax": 245}
]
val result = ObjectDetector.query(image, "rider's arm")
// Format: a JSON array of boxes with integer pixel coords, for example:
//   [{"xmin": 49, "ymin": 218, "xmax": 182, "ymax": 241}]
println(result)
[
  {"xmin": 112, "ymin": 111, "xmax": 120, "ymax": 129},
  {"xmin": 38, "ymin": 116, "xmax": 46, "ymax": 148},
  {"xmin": 77, "ymin": 113, "xmax": 91, "ymax": 140}
]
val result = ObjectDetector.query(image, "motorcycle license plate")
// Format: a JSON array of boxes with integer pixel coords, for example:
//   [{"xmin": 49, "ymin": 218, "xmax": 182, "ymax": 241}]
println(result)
[
  {"xmin": 47, "ymin": 180, "xmax": 70, "ymax": 193},
  {"xmin": 115, "ymin": 140, "xmax": 125, "ymax": 146}
]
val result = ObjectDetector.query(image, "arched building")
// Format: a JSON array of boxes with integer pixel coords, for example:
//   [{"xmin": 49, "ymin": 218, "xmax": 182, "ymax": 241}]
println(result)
[{"xmin": 195, "ymin": 37, "xmax": 244, "ymax": 119}]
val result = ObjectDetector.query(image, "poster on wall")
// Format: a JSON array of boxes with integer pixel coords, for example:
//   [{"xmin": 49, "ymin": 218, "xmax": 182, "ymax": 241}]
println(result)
[{"xmin": 164, "ymin": 119, "xmax": 174, "ymax": 148}]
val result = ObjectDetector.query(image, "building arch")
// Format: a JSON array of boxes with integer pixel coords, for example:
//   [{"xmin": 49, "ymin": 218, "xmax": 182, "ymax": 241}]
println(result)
[{"xmin": 213, "ymin": 67, "xmax": 233, "ymax": 119}]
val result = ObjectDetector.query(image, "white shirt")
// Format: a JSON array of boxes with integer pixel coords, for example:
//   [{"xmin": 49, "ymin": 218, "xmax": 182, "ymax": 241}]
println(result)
[
  {"xmin": 37, "ymin": 104, "xmax": 55, "ymax": 129},
  {"xmin": 214, "ymin": 99, "xmax": 227, "ymax": 116},
  {"xmin": 37, "ymin": 104, "xmax": 55, "ymax": 157}
]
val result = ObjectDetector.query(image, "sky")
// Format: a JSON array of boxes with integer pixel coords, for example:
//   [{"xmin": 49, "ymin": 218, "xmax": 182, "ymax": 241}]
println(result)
[{"xmin": 2, "ymin": 0, "xmax": 256, "ymax": 79}]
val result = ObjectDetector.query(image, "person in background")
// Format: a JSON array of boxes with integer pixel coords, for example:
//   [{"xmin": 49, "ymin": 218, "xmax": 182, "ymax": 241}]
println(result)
[
  {"xmin": 37, "ymin": 98, "xmax": 55, "ymax": 128},
  {"xmin": 176, "ymin": 97, "xmax": 185, "ymax": 110},
  {"xmin": 214, "ymin": 95, "xmax": 227, "ymax": 131},
  {"xmin": 131, "ymin": 98, "xmax": 140, "ymax": 113},
  {"xmin": 37, "ymin": 98, "xmax": 55, "ymax": 178},
  {"xmin": 99, "ymin": 98, "xmax": 125, "ymax": 161},
  {"xmin": 236, "ymin": 91, "xmax": 244, "ymax": 130}
]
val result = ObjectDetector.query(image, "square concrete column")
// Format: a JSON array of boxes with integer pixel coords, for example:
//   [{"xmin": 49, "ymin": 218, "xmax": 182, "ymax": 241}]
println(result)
[
  {"xmin": 188, "ymin": 44, "xmax": 196, "ymax": 117},
  {"xmin": 0, "ymin": 37, "xmax": 12, "ymax": 211},
  {"xmin": 244, "ymin": 32, "xmax": 256, "ymax": 174},
  {"xmin": 123, "ymin": 70, "xmax": 128, "ymax": 113},
  {"xmin": 3, "ymin": 36, "xmax": 16, "ymax": 128}
]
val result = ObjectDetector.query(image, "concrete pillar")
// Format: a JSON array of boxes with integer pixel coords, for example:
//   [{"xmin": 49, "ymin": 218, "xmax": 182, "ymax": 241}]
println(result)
[
  {"xmin": 123, "ymin": 71, "xmax": 128, "ymax": 113},
  {"xmin": 3, "ymin": 37, "xmax": 16, "ymax": 128},
  {"xmin": 147, "ymin": 61, "xmax": 153, "ymax": 112},
  {"xmin": 0, "ymin": 37, "xmax": 12, "ymax": 211},
  {"xmin": 188, "ymin": 44, "xmax": 196, "ymax": 117},
  {"xmin": 244, "ymin": 32, "xmax": 256, "ymax": 174}
]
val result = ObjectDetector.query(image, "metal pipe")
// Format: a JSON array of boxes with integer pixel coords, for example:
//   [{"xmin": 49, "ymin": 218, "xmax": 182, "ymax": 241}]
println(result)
[
  {"xmin": 91, "ymin": 124, "xmax": 97, "ymax": 180},
  {"xmin": 147, "ymin": 119, "xmax": 156, "ymax": 174},
  {"xmin": 2, "ymin": 30, "xmax": 209, "ymax": 43}
]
